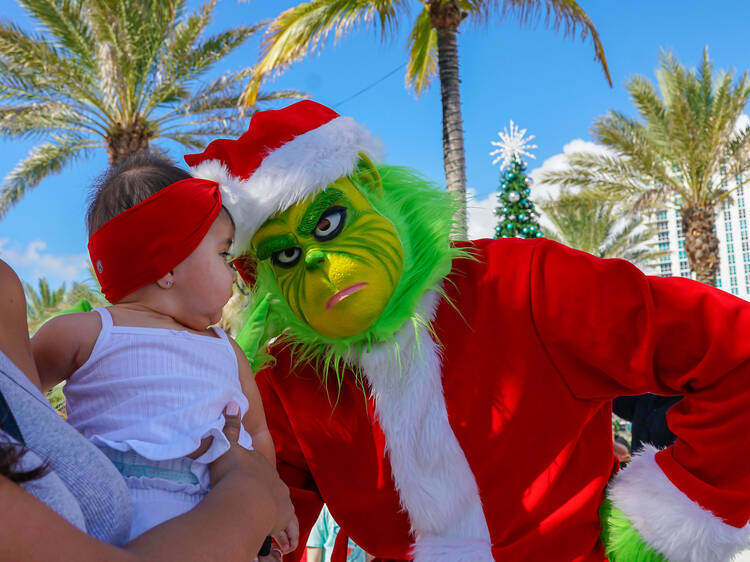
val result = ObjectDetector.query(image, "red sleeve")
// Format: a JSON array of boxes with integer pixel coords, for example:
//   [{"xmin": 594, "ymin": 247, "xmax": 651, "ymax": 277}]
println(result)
[
  {"xmin": 530, "ymin": 239, "xmax": 750, "ymax": 527},
  {"xmin": 256, "ymin": 368, "xmax": 323, "ymax": 560}
]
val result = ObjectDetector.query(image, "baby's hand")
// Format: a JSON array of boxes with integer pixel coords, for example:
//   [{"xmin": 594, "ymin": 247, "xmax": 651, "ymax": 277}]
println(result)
[{"xmin": 272, "ymin": 514, "xmax": 299, "ymax": 554}]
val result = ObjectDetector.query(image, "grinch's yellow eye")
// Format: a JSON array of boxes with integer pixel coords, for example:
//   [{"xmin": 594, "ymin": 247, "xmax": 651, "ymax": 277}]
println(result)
[
  {"xmin": 313, "ymin": 206, "xmax": 347, "ymax": 241},
  {"xmin": 271, "ymin": 247, "xmax": 302, "ymax": 268}
]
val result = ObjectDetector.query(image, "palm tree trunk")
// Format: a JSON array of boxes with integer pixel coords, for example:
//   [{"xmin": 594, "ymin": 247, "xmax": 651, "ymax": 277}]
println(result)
[
  {"xmin": 431, "ymin": 1, "xmax": 468, "ymax": 240},
  {"xmin": 106, "ymin": 117, "xmax": 151, "ymax": 164},
  {"xmin": 682, "ymin": 205, "xmax": 720, "ymax": 286}
]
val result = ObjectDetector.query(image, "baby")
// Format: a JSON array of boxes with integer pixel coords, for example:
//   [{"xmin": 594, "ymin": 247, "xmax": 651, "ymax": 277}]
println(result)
[{"xmin": 32, "ymin": 152, "xmax": 297, "ymax": 554}]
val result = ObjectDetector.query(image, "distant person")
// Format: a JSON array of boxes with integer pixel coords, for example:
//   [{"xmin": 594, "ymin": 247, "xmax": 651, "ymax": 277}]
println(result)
[
  {"xmin": 307, "ymin": 505, "xmax": 373, "ymax": 562},
  {"xmin": 613, "ymin": 394, "xmax": 682, "ymax": 452},
  {"xmin": 30, "ymin": 152, "xmax": 297, "ymax": 551}
]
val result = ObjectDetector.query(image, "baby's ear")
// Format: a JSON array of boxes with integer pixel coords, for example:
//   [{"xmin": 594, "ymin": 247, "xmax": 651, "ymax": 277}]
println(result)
[
  {"xmin": 352, "ymin": 152, "xmax": 382, "ymax": 197},
  {"xmin": 156, "ymin": 271, "xmax": 174, "ymax": 289}
]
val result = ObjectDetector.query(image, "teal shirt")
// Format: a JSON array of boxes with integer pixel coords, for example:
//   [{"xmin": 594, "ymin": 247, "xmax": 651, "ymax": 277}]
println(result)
[{"xmin": 306, "ymin": 505, "xmax": 367, "ymax": 562}]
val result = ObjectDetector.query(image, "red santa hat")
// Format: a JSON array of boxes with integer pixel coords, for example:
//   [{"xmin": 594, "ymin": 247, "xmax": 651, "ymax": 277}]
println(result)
[{"xmin": 184, "ymin": 100, "xmax": 383, "ymax": 253}]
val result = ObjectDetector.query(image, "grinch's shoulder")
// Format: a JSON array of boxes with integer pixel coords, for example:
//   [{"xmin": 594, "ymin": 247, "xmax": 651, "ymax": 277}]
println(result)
[{"xmin": 452, "ymin": 236, "xmax": 555, "ymax": 272}]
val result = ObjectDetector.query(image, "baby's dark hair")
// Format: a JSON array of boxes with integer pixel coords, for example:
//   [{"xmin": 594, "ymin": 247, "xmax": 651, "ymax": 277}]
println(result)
[{"xmin": 86, "ymin": 151, "xmax": 191, "ymax": 236}]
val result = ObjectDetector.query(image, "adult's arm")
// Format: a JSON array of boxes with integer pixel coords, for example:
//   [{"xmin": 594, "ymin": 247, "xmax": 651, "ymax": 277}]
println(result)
[
  {"xmin": 0, "ymin": 260, "xmax": 41, "ymax": 388},
  {"xmin": 0, "ymin": 259, "xmax": 293, "ymax": 561},
  {"xmin": 529, "ymin": 239, "xmax": 750, "ymax": 561},
  {"xmin": 0, "ymin": 452, "xmax": 276, "ymax": 562}
]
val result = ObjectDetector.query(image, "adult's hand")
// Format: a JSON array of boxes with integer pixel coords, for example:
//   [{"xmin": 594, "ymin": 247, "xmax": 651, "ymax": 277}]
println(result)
[{"xmin": 210, "ymin": 402, "xmax": 295, "ymax": 538}]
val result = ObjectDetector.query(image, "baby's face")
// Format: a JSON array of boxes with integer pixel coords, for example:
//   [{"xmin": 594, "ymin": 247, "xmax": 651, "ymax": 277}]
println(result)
[{"xmin": 172, "ymin": 209, "xmax": 236, "ymax": 328}]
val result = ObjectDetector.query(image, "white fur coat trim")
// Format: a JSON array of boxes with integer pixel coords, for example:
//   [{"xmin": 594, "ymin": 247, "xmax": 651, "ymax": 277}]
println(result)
[
  {"xmin": 608, "ymin": 444, "xmax": 750, "ymax": 562},
  {"xmin": 354, "ymin": 290, "xmax": 493, "ymax": 561},
  {"xmin": 189, "ymin": 115, "xmax": 383, "ymax": 253}
]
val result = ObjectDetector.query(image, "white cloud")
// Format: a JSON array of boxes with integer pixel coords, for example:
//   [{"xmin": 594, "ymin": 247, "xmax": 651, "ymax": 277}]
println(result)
[
  {"xmin": 0, "ymin": 239, "xmax": 89, "ymax": 287},
  {"xmin": 528, "ymin": 138, "xmax": 613, "ymax": 202},
  {"xmin": 734, "ymin": 113, "xmax": 750, "ymax": 134},
  {"xmin": 466, "ymin": 187, "xmax": 497, "ymax": 240}
]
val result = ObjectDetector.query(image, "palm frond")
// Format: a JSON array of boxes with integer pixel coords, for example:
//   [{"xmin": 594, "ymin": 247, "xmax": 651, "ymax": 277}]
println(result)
[
  {"xmin": 241, "ymin": 0, "xmax": 408, "ymax": 106},
  {"xmin": 0, "ymin": 102, "xmax": 104, "ymax": 138},
  {"xmin": 146, "ymin": 24, "xmax": 261, "ymax": 113},
  {"xmin": 540, "ymin": 190, "xmax": 664, "ymax": 266},
  {"xmin": 405, "ymin": 6, "xmax": 437, "ymax": 94},
  {"xmin": 17, "ymin": 0, "xmax": 96, "ymax": 65},
  {"xmin": 477, "ymin": 0, "xmax": 611, "ymax": 86},
  {"xmin": 0, "ymin": 135, "xmax": 98, "ymax": 219}
]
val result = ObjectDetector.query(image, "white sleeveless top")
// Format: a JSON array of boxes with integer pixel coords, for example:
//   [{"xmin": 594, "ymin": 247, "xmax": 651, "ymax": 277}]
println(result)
[{"xmin": 64, "ymin": 308, "xmax": 253, "ymax": 487}]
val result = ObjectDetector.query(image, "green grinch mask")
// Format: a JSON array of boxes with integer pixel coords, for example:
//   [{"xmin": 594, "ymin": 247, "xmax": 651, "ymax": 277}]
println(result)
[
  {"xmin": 251, "ymin": 156, "xmax": 404, "ymax": 338},
  {"xmin": 243, "ymin": 157, "xmax": 467, "ymax": 380}
]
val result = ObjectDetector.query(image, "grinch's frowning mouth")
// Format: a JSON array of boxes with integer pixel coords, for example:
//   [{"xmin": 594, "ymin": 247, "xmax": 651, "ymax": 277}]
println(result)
[{"xmin": 326, "ymin": 282, "xmax": 368, "ymax": 310}]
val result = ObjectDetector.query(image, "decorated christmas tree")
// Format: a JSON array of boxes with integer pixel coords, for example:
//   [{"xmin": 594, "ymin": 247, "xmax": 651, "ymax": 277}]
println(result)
[{"xmin": 490, "ymin": 121, "xmax": 543, "ymax": 239}]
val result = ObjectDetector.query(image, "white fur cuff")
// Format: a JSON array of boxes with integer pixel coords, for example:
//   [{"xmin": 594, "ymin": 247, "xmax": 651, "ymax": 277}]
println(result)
[
  {"xmin": 608, "ymin": 445, "xmax": 750, "ymax": 562},
  {"xmin": 411, "ymin": 535, "xmax": 494, "ymax": 562}
]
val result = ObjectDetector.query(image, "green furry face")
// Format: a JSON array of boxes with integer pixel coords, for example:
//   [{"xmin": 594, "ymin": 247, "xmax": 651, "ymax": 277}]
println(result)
[
  {"xmin": 244, "ymin": 160, "xmax": 465, "ymax": 380},
  {"xmin": 251, "ymin": 175, "xmax": 404, "ymax": 338}
]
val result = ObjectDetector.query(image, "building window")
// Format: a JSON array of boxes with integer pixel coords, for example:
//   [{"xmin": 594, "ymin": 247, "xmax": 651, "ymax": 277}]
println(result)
[
  {"xmin": 724, "ymin": 210, "xmax": 732, "ymax": 221},
  {"xmin": 656, "ymin": 211, "xmax": 668, "ymax": 220},
  {"xmin": 658, "ymin": 232, "xmax": 669, "ymax": 241},
  {"xmin": 679, "ymin": 250, "xmax": 686, "ymax": 259},
  {"xmin": 657, "ymin": 221, "xmax": 669, "ymax": 231},
  {"xmin": 678, "ymin": 240, "xmax": 685, "ymax": 249},
  {"xmin": 740, "ymin": 209, "xmax": 746, "ymax": 219},
  {"xmin": 740, "ymin": 198, "xmax": 745, "ymax": 208},
  {"xmin": 743, "ymin": 241, "xmax": 750, "ymax": 252},
  {"xmin": 742, "ymin": 230, "xmax": 748, "ymax": 241},
  {"xmin": 739, "ymin": 186, "xmax": 745, "ymax": 196},
  {"xmin": 660, "ymin": 254, "xmax": 671, "ymax": 263},
  {"xmin": 717, "ymin": 278, "xmax": 722, "ymax": 288},
  {"xmin": 744, "ymin": 252, "xmax": 750, "ymax": 263},
  {"xmin": 732, "ymin": 287, "xmax": 739, "ymax": 295},
  {"xmin": 680, "ymin": 261, "xmax": 689, "ymax": 270},
  {"xmin": 658, "ymin": 242, "xmax": 670, "ymax": 250},
  {"xmin": 731, "ymin": 276, "xmax": 738, "ymax": 287},
  {"xmin": 660, "ymin": 264, "xmax": 672, "ymax": 275},
  {"xmin": 729, "ymin": 254, "xmax": 736, "ymax": 264},
  {"xmin": 730, "ymin": 265, "xmax": 737, "ymax": 276},
  {"xmin": 744, "ymin": 263, "xmax": 750, "ymax": 274},
  {"xmin": 727, "ymin": 232, "xmax": 734, "ymax": 243}
]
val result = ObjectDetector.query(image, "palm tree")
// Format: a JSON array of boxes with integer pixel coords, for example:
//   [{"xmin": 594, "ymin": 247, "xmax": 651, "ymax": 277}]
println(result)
[
  {"xmin": 23, "ymin": 277, "xmax": 67, "ymax": 333},
  {"xmin": 540, "ymin": 189, "xmax": 665, "ymax": 268},
  {"xmin": 240, "ymin": 0, "xmax": 611, "ymax": 239},
  {"xmin": 23, "ymin": 268, "xmax": 107, "ymax": 334},
  {"xmin": 0, "ymin": 0, "xmax": 300, "ymax": 218},
  {"xmin": 541, "ymin": 49, "xmax": 750, "ymax": 285}
]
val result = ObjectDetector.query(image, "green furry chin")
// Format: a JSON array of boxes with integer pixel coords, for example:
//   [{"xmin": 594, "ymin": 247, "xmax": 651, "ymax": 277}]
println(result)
[{"xmin": 249, "ymin": 164, "xmax": 470, "ymax": 382}]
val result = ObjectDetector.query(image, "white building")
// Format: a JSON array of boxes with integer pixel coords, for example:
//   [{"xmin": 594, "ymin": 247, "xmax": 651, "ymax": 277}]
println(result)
[{"xmin": 647, "ymin": 171, "xmax": 748, "ymax": 298}]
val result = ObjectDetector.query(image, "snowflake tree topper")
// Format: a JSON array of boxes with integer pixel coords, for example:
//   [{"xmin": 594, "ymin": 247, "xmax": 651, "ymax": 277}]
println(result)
[{"xmin": 490, "ymin": 120, "xmax": 538, "ymax": 168}]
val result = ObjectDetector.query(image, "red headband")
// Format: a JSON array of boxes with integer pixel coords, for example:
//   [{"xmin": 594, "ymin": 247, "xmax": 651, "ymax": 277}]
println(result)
[{"xmin": 88, "ymin": 178, "xmax": 222, "ymax": 303}]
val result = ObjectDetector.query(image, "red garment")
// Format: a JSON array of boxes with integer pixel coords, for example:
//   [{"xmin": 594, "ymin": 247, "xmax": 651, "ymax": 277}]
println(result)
[
  {"xmin": 88, "ymin": 178, "xmax": 221, "ymax": 302},
  {"xmin": 257, "ymin": 238, "xmax": 750, "ymax": 561}
]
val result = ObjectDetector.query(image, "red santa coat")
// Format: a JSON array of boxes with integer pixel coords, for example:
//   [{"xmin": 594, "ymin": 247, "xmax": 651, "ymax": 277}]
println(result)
[{"xmin": 257, "ymin": 238, "xmax": 750, "ymax": 561}]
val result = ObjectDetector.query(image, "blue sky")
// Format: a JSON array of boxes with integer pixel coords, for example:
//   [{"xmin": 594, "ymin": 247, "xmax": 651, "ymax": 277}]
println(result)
[{"xmin": 2, "ymin": 0, "xmax": 750, "ymax": 286}]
